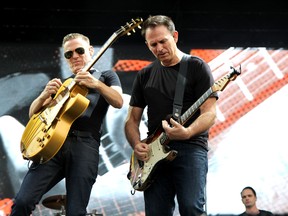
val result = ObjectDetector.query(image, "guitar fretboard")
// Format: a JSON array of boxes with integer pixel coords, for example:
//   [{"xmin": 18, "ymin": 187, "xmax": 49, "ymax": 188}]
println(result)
[{"xmin": 180, "ymin": 88, "xmax": 213, "ymax": 125}]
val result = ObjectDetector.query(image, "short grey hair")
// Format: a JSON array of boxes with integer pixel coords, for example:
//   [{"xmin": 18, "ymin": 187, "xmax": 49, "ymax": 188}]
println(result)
[{"xmin": 62, "ymin": 33, "xmax": 90, "ymax": 47}]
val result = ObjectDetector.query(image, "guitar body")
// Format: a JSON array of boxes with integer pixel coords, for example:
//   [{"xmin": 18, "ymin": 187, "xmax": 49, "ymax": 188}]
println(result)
[
  {"xmin": 128, "ymin": 129, "xmax": 178, "ymax": 191},
  {"xmin": 20, "ymin": 79, "xmax": 89, "ymax": 164}
]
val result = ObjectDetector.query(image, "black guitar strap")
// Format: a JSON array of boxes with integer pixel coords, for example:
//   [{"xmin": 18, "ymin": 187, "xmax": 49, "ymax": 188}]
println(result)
[
  {"xmin": 84, "ymin": 68, "xmax": 102, "ymax": 117},
  {"xmin": 172, "ymin": 54, "xmax": 189, "ymax": 120}
]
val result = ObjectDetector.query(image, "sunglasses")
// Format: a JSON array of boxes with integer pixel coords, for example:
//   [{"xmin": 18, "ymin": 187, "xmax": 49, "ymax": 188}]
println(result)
[{"xmin": 64, "ymin": 47, "xmax": 85, "ymax": 59}]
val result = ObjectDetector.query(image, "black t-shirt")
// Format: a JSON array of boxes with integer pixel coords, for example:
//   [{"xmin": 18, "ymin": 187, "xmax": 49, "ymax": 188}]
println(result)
[
  {"xmin": 129, "ymin": 54, "xmax": 218, "ymax": 149},
  {"xmin": 239, "ymin": 210, "xmax": 274, "ymax": 216},
  {"xmin": 70, "ymin": 69, "xmax": 122, "ymax": 141}
]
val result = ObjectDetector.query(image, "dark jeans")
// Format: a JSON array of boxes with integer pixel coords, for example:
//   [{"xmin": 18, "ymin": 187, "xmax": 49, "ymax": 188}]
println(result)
[
  {"xmin": 10, "ymin": 133, "xmax": 100, "ymax": 216},
  {"xmin": 144, "ymin": 142, "xmax": 208, "ymax": 216}
]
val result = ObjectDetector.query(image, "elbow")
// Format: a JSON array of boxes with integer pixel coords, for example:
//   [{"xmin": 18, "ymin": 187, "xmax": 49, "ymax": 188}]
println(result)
[
  {"xmin": 114, "ymin": 97, "xmax": 124, "ymax": 109},
  {"xmin": 211, "ymin": 118, "xmax": 216, "ymax": 127},
  {"xmin": 210, "ymin": 113, "xmax": 217, "ymax": 127},
  {"xmin": 28, "ymin": 112, "xmax": 33, "ymax": 119},
  {"xmin": 115, "ymin": 103, "xmax": 123, "ymax": 109}
]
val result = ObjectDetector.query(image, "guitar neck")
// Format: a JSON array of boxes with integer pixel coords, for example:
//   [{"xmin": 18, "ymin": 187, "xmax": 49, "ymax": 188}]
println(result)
[
  {"xmin": 179, "ymin": 87, "xmax": 213, "ymax": 125},
  {"xmin": 177, "ymin": 66, "xmax": 241, "ymax": 126},
  {"xmin": 82, "ymin": 18, "xmax": 143, "ymax": 72},
  {"xmin": 82, "ymin": 33, "xmax": 119, "ymax": 72}
]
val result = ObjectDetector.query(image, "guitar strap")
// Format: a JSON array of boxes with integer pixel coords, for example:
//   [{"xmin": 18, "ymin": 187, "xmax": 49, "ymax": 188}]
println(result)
[
  {"xmin": 172, "ymin": 54, "xmax": 189, "ymax": 120},
  {"xmin": 83, "ymin": 68, "xmax": 102, "ymax": 117}
]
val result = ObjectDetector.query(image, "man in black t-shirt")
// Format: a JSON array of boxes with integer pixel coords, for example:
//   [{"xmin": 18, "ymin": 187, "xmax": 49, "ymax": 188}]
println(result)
[
  {"xmin": 10, "ymin": 33, "xmax": 123, "ymax": 216},
  {"xmin": 125, "ymin": 15, "xmax": 218, "ymax": 216},
  {"xmin": 239, "ymin": 186, "xmax": 274, "ymax": 216}
]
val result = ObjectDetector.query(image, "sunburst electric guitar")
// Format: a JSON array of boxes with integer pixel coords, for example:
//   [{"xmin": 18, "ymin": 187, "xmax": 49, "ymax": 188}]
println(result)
[
  {"xmin": 128, "ymin": 66, "xmax": 241, "ymax": 192},
  {"xmin": 20, "ymin": 18, "xmax": 143, "ymax": 164}
]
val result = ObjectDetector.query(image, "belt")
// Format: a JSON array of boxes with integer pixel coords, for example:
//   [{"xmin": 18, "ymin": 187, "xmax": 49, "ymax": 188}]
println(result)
[{"xmin": 68, "ymin": 130, "xmax": 96, "ymax": 139}]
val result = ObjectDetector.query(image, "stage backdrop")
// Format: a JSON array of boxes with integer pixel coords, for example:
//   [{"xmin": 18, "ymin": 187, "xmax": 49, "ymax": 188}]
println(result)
[{"xmin": 1, "ymin": 41, "xmax": 288, "ymax": 216}]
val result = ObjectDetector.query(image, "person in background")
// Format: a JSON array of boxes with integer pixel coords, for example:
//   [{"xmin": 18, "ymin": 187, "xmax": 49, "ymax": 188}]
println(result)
[
  {"xmin": 10, "ymin": 33, "xmax": 123, "ymax": 216},
  {"xmin": 124, "ymin": 15, "xmax": 218, "ymax": 216},
  {"xmin": 239, "ymin": 186, "xmax": 274, "ymax": 216}
]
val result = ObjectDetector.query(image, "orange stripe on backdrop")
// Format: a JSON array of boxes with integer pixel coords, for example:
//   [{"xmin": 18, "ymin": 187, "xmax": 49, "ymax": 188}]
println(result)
[
  {"xmin": 190, "ymin": 49, "xmax": 226, "ymax": 62},
  {"xmin": 112, "ymin": 49, "xmax": 225, "ymax": 72},
  {"xmin": 113, "ymin": 60, "xmax": 151, "ymax": 72}
]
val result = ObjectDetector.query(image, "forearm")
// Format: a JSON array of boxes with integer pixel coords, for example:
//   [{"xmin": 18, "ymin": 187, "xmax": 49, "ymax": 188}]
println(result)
[
  {"xmin": 125, "ymin": 106, "xmax": 144, "ymax": 149},
  {"xmin": 29, "ymin": 78, "xmax": 62, "ymax": 118},
  {"xmin": 186, "ymin": 97, "xmax": 217, "ymax": 139},
  {"xmin": 29, "ymin": 95, "xmax": 51, "ymax": 118},
  {"xmin": 125, "ymin": 121, "xmax": 142, "ymax": 149},
  {"xmin": 186, "ymin": 111, "xmax": 216, "ymax": 139}
]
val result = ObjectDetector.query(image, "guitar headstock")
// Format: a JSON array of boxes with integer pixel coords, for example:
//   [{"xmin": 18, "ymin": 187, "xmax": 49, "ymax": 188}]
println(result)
[
  {"xmin": 117, "ymin": 17, "xmax": 143, "ymax": 37},
  {"xmin": 212, "ymin": 65, "xmax": 241, "ymax": 92}
]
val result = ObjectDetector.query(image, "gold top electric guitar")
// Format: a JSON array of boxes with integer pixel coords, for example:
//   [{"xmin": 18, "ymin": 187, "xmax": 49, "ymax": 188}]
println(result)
[
  {"xmin": 128, "ymin": 66, "xmax": 241, "ymax": 192},
  {"xmin": 20, "ymin": 18, "xmax": 143, "ymax": 164}
]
